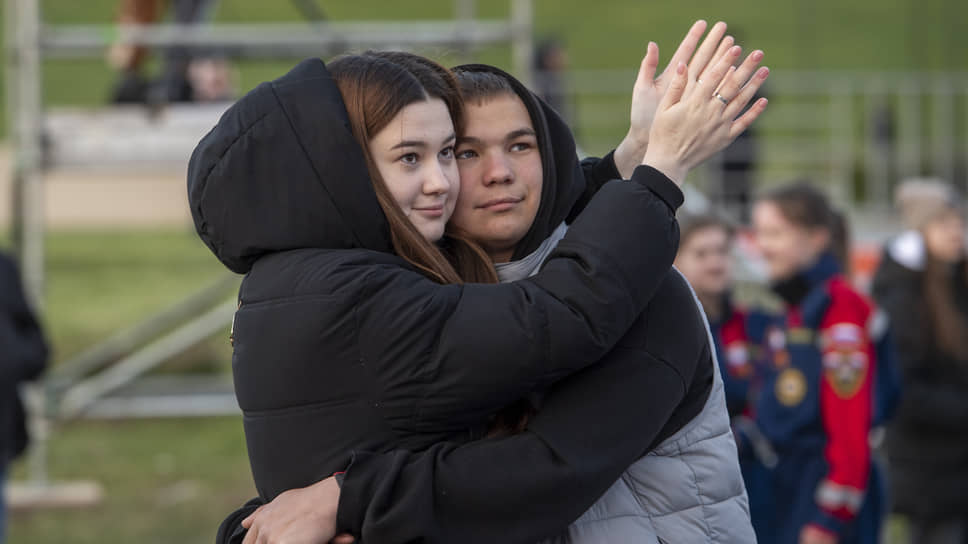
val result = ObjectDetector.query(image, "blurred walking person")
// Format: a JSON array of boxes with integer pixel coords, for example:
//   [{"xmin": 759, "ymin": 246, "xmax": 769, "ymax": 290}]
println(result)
[
  {"xmin": 872, "ymin": 179, "xmax": 968, "ymax": 544},
  {"xmin": 750, "ymin": 183, "xmax": 884, "ymax": 544},
  {"xmin": 0, "ymin": 252, "xmax": 49, "ymax": 544}
]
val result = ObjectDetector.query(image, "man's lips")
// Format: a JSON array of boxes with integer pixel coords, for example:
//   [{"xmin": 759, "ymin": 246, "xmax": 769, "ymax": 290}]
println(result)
[{"xmin": 478, "ymin": 197, "xmax": 524, "ymax": 210}]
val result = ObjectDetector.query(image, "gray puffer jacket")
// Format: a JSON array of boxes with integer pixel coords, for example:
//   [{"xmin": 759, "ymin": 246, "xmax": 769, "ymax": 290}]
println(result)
[{"xmin": 543, "ymin": 281, "xmax": 756, "ymax": 544}]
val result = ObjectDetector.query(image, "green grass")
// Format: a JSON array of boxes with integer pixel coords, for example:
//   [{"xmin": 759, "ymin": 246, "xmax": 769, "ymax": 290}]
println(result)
[
  {"xmin": 8, "ymin": 417, "xmax": 254, "ymax": 544},
  {"xmin": 41, "ymin": 229, "xmax": 232, "ymax": 361}
]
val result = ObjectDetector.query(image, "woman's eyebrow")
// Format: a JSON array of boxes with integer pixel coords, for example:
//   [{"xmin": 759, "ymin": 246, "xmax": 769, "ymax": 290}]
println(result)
[
  {"xmin": 390, "ymin": 140, "xmax": 428, "ymax": 151},
  {"xmin": 390, "ymin": 133, "xmax": 455, "ymax": 151}
]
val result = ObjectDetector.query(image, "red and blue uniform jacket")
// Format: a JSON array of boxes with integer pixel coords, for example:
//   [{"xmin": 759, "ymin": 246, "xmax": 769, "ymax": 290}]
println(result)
[{"xmin": 751, "ymin": 252, "xmax": 879, "ymax": 539}]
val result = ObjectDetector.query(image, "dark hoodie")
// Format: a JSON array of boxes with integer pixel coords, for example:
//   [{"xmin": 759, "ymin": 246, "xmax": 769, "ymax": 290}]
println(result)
[
  {"xmin": 329, "ymin": 65, "xmax": 717, "ymax": 544},
  {"xmin": 192, "ymin": 59, "xmax": 683, "ymax": 543}
]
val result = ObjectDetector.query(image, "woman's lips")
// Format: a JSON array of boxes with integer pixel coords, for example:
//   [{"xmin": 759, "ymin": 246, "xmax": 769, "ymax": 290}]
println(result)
[
  {"xmin": 413, "ymin": 205, "xmax": 445, "ymax": 218},
  {"xmin": 479, "ymin": 197, "xmax": 524, "ymax": 212}
]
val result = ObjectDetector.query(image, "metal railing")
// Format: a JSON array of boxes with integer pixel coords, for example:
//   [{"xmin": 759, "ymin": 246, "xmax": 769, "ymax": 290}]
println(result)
[{"xmin": 565, "ymin": 69, "xmax": 968, "ymax": 211}]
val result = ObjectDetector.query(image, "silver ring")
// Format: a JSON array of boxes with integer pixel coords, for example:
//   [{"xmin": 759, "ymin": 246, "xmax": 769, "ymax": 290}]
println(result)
[
  {"xmin": 714, "ymin": 92, "xmax": 729, "ymax": 105},
  {"xmin": 696, "ymin": 78, "xmax": 704, "ymax": 86}
]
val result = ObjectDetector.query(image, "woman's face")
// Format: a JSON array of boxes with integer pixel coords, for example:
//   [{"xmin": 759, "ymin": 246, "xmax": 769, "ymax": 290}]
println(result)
[
  {"xmin": 675, "ymin": 226, "xmax": 733, "ymax": 298},
  {"xmin": 752, "ymin": 201, "xmax": 829, "ymax": 281},
  {"xmin": 923, "ymin": 209, "xmax": 966, "ymax": 263},
  {"xmin": 368, "ymin": 98, "xmax": 459, "ymax": 242}
]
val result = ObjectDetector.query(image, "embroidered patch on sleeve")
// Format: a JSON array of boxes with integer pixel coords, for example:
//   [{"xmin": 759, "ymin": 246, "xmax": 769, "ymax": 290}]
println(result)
[
  {"xmin": 822, "ymin": 323, "xmax": 869, "ymax": 399},
  {"xmin": 726, "ymin": 342, "xmax": 753, "ymax": 378}
]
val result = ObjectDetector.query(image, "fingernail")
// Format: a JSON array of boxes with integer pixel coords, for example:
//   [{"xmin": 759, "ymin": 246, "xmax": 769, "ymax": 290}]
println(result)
[
  {"xmin": 730, "ymin": 46, "xmax": 741, "ymax": 56},
  {"xmin": 759, "ymin": 67, "xmax": 770, "ymax": 78},
  {"xmin": 753, "ymin": 50, "xmax": 764, "ymax": 61}
]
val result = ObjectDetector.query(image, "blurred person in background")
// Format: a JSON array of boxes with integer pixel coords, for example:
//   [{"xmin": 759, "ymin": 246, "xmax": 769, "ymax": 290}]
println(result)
[
  {"xmin": 533, "ymin": 37, "xmax": 574, "ymax": 126},
  {"xmin": 109, "ymin": 0, "xmax": 225, "ymax": 104},
  {"xmin": 750, "ymin": 183, "xmax": 884, "ymax": 544},
  {"xmin": 674, "ymin": 212, "xmax": 776, "ymax": 542},
  {"xmin": 0, "ymin": 252, "xmax": 49, "ymax": 544},
  {"xmin": 675, "ymin": 213, "xmax": 747, "ymax": 416},
  {"xmin": 871, "ymin": 179, "xmax": 968, "ymax": 544}
]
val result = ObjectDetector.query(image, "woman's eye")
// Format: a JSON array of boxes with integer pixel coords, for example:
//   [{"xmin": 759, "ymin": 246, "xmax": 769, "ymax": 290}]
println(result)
[
  {"xmin": 400, "ymin": 153, "xmax": 419, "ymax": 165},
  {"xmin": 456, "ymin": 149, "xmax": 477, "ymax": 160},
  {"xmin": 440, "ymin": 146, "xmax": 455, "ymax": 160}
]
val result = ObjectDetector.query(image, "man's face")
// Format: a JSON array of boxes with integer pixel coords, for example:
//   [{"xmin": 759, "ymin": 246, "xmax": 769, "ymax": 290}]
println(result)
[{"xmin": 450, "ymin": 93, "xmax": 543, "ymax": 263}]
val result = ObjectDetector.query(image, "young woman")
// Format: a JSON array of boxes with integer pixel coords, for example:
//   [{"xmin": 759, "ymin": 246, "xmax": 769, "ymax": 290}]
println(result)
[
  {"xmin": 872, "ymin": 180, "xmax": 968, "ymax": 544},
  {"xmin": 750, "ymin": 183, "xmax": 882, "ymax": 544},
  {"xmin": 194, "ymin": 23, "xmax": 767, "ymax": 543}
]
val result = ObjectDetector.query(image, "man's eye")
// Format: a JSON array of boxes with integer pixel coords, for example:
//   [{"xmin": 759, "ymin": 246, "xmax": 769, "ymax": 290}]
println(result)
[
  {"xmin": 456, "ymin": 149, "xmax": 477, "ymax": 160},
  {"xmin": 510, "ymin": 142, "xmax": 532, "ymax": 152}
]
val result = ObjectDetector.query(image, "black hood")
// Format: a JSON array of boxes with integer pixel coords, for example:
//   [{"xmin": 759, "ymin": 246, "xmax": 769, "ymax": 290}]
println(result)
[
  {"xmin": 452, "ymin": 64, "xmax": 586, "ymax": 260},
  {"xmin": 187, "ymin": 58, "xmax": 391, "ymax": 274}
]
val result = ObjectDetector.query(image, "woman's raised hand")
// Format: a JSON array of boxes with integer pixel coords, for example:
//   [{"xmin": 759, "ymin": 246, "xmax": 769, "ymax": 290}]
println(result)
[{"xmin": 641, "ymin": 43, "xmax": 769, "ymax": 185}]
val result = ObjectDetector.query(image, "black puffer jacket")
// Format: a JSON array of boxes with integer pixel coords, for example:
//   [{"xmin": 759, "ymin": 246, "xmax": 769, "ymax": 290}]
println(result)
[
  {"xmin": 329, "ymin": 64, "xmax": 719, "ymax": 544},
  {"xmin": 872, "ymin": 238, "xmax": 968, "ymax": 520},
  {"xmin": 0, "ymin": 253, "xmax": 48, "ymax": 465},
  {"xmin": 188, "ymin": 59, "xmax": 683, "ymax": 541}
]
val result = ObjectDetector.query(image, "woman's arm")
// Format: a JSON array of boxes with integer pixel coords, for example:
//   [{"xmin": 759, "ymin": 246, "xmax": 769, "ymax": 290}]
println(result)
[
  {"xmin": 241, "ymin": 271, "xmax": 713, "ymax": 544},
  {"xmin": 355, "ymin": 167, "xmax": 682, "ymax": 431},
  {"xmin": 243, "ymin": 341, "xmax": 693, "ymax": 544}
]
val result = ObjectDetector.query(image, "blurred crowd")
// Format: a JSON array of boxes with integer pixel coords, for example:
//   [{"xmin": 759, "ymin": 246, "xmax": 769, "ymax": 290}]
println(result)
[
  {"xmin": 677, "ymin": 178, "xmax": 967, "ymax": 544},
  {"xmin": 108, "ymin": 0, "xmax": 236, "ymax": 105}
]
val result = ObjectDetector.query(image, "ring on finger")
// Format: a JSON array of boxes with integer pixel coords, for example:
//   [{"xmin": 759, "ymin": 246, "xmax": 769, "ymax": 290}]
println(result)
[
  {"xmin": 696, "ymin": 78, "xmax": 703, "ymax": 86},
  {"xmin": 714, "ymin": 92, "xmax": 729, "ymax": 105}
]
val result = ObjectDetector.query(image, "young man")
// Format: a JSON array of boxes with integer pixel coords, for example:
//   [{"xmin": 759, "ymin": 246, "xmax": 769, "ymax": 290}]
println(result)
[{"xmin": 232, "ymin": 21, "xmax": 769, "ymax": 544}]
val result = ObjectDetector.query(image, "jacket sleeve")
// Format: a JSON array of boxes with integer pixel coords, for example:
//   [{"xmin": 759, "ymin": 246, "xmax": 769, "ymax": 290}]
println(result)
[
  {"xmin": 336, "ymin": 344, "xmax": 690, "ymax": 543},
  {"xmin": 359, "ymin": 166, "xmax": 683, "ymax": 430},
  {"xmin": 569, "ymin": 151, "xmax": 621, "ymax": 222},
  {"xmin": 0, "ymin": 254, "xmax": 49, "ymax": 385},
  {"xmin": 809, "ymin": 294, "xmax": 874, "ymax": 537}
]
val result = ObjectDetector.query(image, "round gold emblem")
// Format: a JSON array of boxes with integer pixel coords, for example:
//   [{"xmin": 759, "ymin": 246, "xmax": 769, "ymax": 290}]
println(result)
[{"xmin": 775, "ymin": 367, "xmax": 808, "ymax": 406}]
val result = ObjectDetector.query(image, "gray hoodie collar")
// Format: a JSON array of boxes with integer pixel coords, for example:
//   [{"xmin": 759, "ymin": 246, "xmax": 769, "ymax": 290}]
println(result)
[{"xmin": 494, "ymin": 222, "xmax": 569, "ymax": 283}]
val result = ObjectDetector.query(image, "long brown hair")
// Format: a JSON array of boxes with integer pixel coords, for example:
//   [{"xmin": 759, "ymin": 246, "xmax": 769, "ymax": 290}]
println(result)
[{"xmin": 328, "ymin": 52, "xmax": 496, "ymax": 284}]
